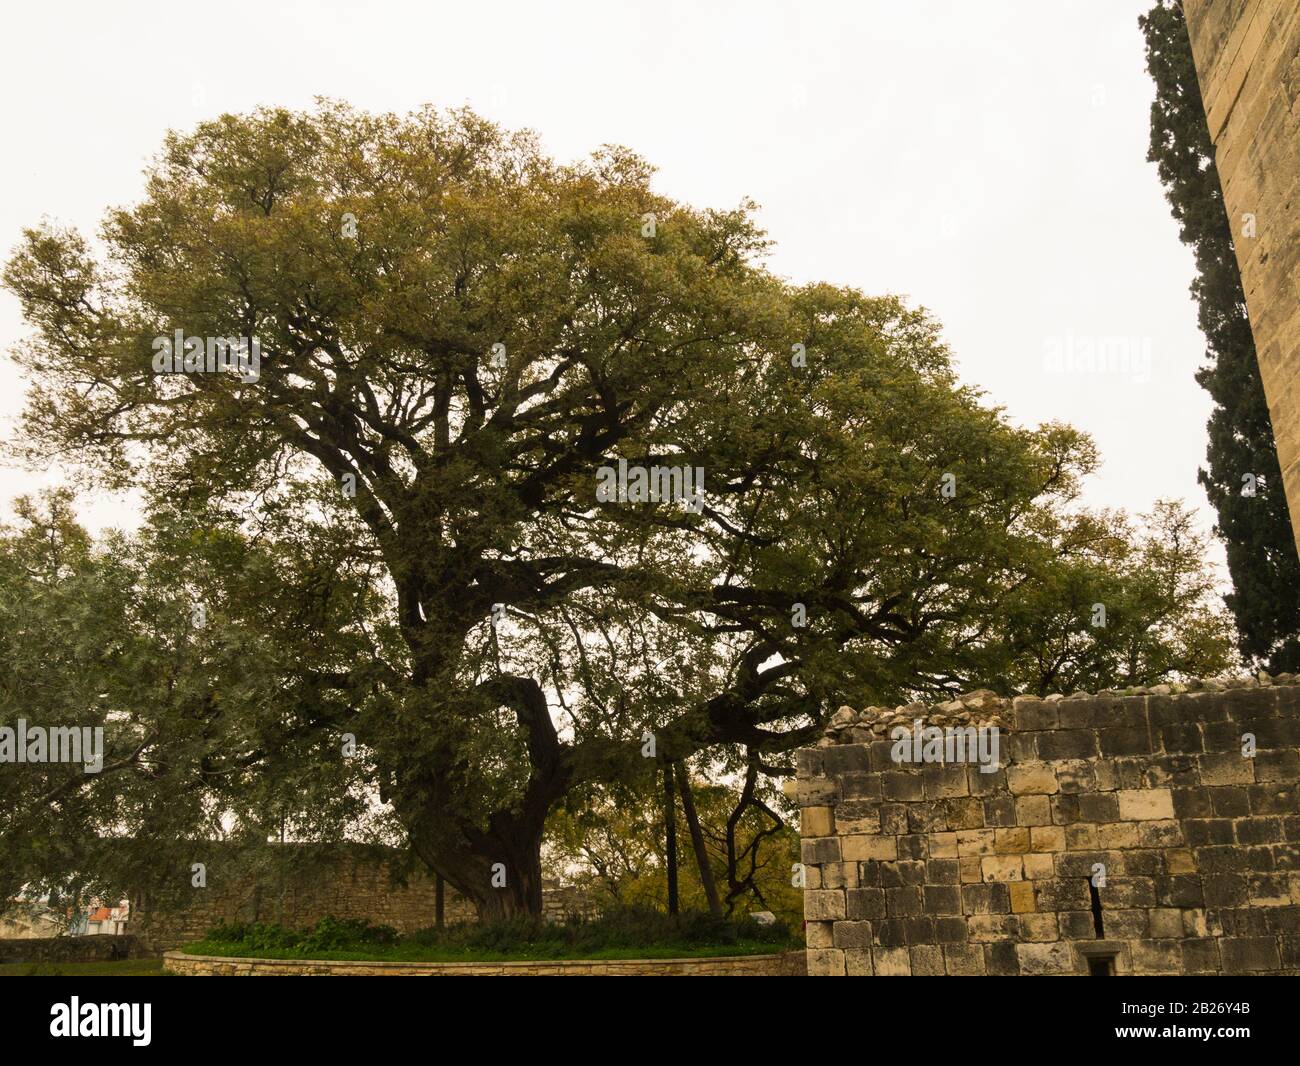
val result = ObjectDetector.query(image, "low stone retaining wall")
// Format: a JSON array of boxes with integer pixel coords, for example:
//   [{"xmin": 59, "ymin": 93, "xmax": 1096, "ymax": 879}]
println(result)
[{"xmin": 164, "ymin": 949, "xmax": 806, "ymax": 976}]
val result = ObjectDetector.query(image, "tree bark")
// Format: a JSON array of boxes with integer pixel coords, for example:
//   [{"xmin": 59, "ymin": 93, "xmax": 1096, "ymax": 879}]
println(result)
[
  {"xmin": 396, "ymin": 667, "xmax": 569, "ymax": 921},
  {"xmin": 675, "ymin": 761, "xmax": 722, "ymax": 917},
  {"xmin": 405, "ymin": 756, "xmax": 552, "ymax": 921},
  {"xmin": 411, "ymin": 822, "xmax": 544, "ymax": 921},
  {"xmin": 662, "ymin": 760, "xmax": 679, "ymax": 915}
]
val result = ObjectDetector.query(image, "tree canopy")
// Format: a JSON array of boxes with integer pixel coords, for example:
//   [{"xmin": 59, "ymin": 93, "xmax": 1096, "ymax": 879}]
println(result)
[{"xmin": 2, "ymin": 101, "xmax": 1232, "ymax": 916}]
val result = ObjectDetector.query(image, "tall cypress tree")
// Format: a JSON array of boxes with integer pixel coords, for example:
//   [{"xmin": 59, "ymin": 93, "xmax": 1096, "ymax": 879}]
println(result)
[{"xmin": 1140, "ymin": 0, "xmax": 1300, "ymax": 671}]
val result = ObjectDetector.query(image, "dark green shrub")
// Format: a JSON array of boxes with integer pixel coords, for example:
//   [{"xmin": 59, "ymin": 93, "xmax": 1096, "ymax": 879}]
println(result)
[
  {"xmin": 300, "ymin": 916, "xmax": 398, "ymax": 951},
  {"xmin": 199, "ymin": 916, "xmax": 397, "ymax": 956},
  {"xmin": 195, "ymin": 907, "xmax": 792, "ymax": 959},
  {"xmin": 410, "ymin": 905, "xmax": 790, "ymax": 953}
]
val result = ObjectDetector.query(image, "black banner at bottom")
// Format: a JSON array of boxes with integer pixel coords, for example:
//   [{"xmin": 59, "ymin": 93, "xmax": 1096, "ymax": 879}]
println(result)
[{"xmin": 0, "ymin": 973, "xmax": 1289, "ymax": 1053}]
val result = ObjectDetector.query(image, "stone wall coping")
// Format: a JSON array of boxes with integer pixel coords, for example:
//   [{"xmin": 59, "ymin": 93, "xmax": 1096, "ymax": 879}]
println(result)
[
  {"xmin": 820, "ymin": 674, "xmax": 1300, "ymax": 743},
  {"xmin": 163, "ymin": 949, "xmax": 798, "ymax": 974}
]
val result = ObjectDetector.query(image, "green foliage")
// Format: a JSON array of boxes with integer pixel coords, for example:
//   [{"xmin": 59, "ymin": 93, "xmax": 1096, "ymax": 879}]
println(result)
[
  {"xmin": 1140, "ymin": 1, "xmax": 1300, "ymax": 671},
  {"xmin": 189, "ymin": 907, "xmax": 793, "ymax": 961},
  {"xmin": 413, "ymin": 906, "xmax": 792, "ymax": 951},
  {"xmin": 995, "ymin": 500, "xmax": 1234, "ymax": 694},
  {"xmin": 546, "ymin": 769, "xmax": 804, "ymax": 929},
  {"xmin": 1, "ymin": 99, "xmax": 1242, "ymax": 914},
  {"xmin": 0, "ymin": 488, "xmax": 399, "ymax": 916},
  {"xmin": 202, "ymin": 915, "xmax": 398, "ymax": 954}
]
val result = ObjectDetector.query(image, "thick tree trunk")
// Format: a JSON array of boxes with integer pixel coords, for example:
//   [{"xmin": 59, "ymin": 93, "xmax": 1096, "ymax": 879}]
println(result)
[
  {"xmin": 394, "ymin": 663, "xmax": 566, "ymax": 923},
  {"xmin": 404, "ymin": 756, "xmax": 552, "ymax": 922},
  {"xmin": 412, "ymin": 823, "xmax": 545, "ymax": 921},
  {"xmin": 675, "ymin": 761, "xmax": 722, "ymax": 917},
  {"xmin": 469, "ymin": 819, "xmax": 546, "ymax": 919}
]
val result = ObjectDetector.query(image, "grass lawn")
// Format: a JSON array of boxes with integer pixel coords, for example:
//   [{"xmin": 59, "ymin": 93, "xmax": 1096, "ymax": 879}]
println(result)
[
  {"xmin": 0, "ymin": 958, "xmax": 166, "ymax": 976},
  {"xmin": 182, "ymin": 940, "xmax": 793, "ymax": 963}
]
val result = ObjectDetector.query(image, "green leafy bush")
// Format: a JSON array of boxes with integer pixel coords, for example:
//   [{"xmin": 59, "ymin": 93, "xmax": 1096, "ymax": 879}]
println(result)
[
  {"xmin": 198, "ymin": 916, "xmax": 398, "ymax": 956},
  {"xmin": 190, "ymin": 907, "xmax": 793, "ymax": 961},
  {"xmin": 410, "ymin": 905, "xmax": 791, "ymax": 953}
]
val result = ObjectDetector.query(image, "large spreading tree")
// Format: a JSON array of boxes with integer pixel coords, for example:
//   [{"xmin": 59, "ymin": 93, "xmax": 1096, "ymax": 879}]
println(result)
[{"xmin": 3, "ymin": 102, "xmax": 1232, "ymax": 917}]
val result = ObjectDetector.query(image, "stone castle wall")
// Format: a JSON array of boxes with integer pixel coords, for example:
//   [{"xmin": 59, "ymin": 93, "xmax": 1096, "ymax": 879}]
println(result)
[
  {"xmin": 131, "ymin": 843, "xmax": 593, "ymax": 951},
  {"xmin": 796, "ymin": 677, "xmax": 1300, "ymax": 975},
  {"xmin": 1183, "ymin": 0, "xmax": 1300, "ymax": 549}
]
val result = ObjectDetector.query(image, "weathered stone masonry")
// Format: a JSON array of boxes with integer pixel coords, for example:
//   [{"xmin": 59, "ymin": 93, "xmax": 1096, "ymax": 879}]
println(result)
[
  {"xmin": 1183, "ymin": 0, "xmax": 1300, "ymax": 551},
  {"xmin": 796, "ymin": 678, "xmax": 1300, "ymax": 975}
]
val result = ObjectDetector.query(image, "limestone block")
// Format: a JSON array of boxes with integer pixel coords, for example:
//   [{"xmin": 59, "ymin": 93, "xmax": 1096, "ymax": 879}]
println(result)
[
  {"xmin": 800, "ymin": 805, "xmax": 834, "ymax": 837},
  {"xmin": 1117, "ymin": 788, "xmax": 1175, "ymax": 821},
  {"xmin": 842, "ymin": 834, "xmax": 897, "ymax": 862},
  {"xmin": 1008, "ymin": 763, "xmax": 1059, "ymax": 795}
]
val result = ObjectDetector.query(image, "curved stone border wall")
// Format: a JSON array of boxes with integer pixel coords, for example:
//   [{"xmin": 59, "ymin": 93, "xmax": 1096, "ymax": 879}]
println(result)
[{"xmin": 164, "ymin": 949, "xmax": 806, "ymax": 976}]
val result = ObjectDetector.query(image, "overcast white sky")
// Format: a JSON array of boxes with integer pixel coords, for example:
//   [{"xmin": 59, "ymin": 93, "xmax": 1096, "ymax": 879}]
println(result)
[{"xmin": 0, "ymin": 0, "xmax": 1218, "ymax": 562}]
